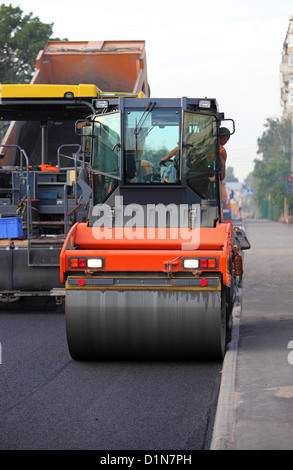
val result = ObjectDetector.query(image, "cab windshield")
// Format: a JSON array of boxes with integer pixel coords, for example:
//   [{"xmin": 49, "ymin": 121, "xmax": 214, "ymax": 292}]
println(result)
[
  {"xmin": 124, "ymin": 107, "xmax": 180, "ymax": 183},
  {"xmin": 182, "ymin": 113, "xmax": 218, "ymax": 199},
  {"xmin": 90, "ymin": 107, "xmax": 219, "ymax": 203}
]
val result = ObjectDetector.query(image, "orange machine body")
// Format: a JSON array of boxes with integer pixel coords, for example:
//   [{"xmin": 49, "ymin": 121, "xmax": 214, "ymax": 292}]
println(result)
[{"xmin": 60, "ymin": 220, "xmax": 233, "ymax": 287}]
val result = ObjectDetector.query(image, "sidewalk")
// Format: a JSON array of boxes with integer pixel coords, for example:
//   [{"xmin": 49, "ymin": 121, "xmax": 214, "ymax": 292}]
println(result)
[{"xmin": 211, "ymin": 219, "xmax": 293, "ymax": 450}]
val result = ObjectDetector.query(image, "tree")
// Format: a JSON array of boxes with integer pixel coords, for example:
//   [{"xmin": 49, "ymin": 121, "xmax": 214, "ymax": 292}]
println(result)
[
  {"xmin": 0, "ymin": 4, "xmax": 60, "ymax": 84},
  {"xmin": 225, "ymin": 166, "xmax": 239, "ymax": 182},
  {"xmin": 253, "ymin": 117, "xmax": 293, "ymax": 217},
  {"xmin": 257, "ymin": 117, "xmax": 291, "ymax": 162}
]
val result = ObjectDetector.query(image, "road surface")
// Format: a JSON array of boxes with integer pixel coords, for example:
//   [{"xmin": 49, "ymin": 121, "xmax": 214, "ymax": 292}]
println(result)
[{"xmin": 0, "ymin": 299, "xmax": 221, "ymax": 450}]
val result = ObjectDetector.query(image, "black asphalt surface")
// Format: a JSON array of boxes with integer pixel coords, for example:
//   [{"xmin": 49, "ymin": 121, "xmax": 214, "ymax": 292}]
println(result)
[{"xmin": 0, "ymin": 301, "xmax": 221, "ymax": 450}]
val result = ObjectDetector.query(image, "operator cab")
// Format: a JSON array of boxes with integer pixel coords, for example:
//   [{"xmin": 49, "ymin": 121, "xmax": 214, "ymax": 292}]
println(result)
[{"xmin": 83, "ymin": 97, "xmax": 234, "ymax": 226}]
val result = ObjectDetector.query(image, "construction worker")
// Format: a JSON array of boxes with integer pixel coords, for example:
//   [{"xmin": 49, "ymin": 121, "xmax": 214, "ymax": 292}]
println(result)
[
  {"xmin": 218, "ymin": 127, "xmax": 230, "ymax": 181},
  {"xmin": 160, "ymin": 147, "xmax": 178, "ymax": 165},
  {"xmin": 161, "ymin": 126, "xmax": 230, "ymax": 180}
]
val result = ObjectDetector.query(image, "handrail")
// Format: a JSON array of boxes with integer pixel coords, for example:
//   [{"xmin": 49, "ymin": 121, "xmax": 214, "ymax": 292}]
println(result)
[
  {"xmin": 57, "ymin": 143, "xmax": 83, "ymax": 203},
  {"xmin": 57, "ymin": 144, "xmax": 83, "ymax": 170},
  {"xmin": 56, "ymin": 144, "xmax": 84, "ymax": 234},
  {"xmin": 74, "ymin": 147, "xmax": 82, "ymax": 204},
  {"xmin": 0, "ymin": 144, "xmax": 29, "ymax": 180}
]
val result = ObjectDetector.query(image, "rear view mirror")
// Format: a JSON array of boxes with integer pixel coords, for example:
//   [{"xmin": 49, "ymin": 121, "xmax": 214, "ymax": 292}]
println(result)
[{"xmin": 219, "ymin": 118, "xmax": 235, "ymax": 137}]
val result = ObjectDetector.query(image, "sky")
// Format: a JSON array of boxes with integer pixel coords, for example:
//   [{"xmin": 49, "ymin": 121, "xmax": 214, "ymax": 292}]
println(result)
[{"xmin": 7, "ymin": 0, "xmax": 293, "ymax": 182}]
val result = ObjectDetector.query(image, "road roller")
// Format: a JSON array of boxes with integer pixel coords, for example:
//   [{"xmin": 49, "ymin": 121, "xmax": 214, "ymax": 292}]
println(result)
[{"xmin": 60, "ymin": 96, "xmax": 250, "ymax": 360}]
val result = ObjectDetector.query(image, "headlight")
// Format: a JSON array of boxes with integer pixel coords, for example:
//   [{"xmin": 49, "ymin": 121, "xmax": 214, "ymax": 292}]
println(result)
[
  {"xmin": 87, "ymin": 258, "xmax": 103, "ymax": 268},
  {"xmin": 94, "ymin": 100, "xmax": 109, "ymax": 109},
  {"xmin": 64, "ymin": 91, "xmax": 74, "ymax": 99},
  {"xmin": 199, "ymin": 99, "xmax": 211, "ymax": 109},
  {"xmin": 183, "ymin": 259, "xmax": 199, "ymax": 269}
]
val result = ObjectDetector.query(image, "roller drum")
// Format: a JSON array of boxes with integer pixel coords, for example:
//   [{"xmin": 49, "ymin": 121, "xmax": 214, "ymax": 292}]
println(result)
[{"xmin": 66, "ymin": 289, "xmax": 226, "ymax": 360}]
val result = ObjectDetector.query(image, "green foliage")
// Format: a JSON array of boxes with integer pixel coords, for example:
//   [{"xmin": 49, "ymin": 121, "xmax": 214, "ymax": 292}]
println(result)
[
  {"xmin": 0, "ymin": 3, "xmax": 57, "ymax": 83},
  {"xmin": 253, "ymin": 117, "xmax": 293, "ymax": 216},
  {"xmin": 257, "ymin": 117, "xmax": 291, "ymax": 161},
  {"xmin": 225, "ymin": 166, "xmax": 238, "ymax": 182},
  {"xmin": 144, "ymin": 146, "xmax": 170, "ymax": 166}
]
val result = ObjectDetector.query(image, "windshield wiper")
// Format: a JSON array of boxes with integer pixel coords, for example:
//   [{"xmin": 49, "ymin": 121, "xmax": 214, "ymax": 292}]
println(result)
[{"xmin": 133, "ymin": 101, "xmax": 156, "ymax": 136}]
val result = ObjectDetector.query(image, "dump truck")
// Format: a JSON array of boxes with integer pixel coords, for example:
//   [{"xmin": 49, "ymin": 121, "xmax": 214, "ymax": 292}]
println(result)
[
  {"xmin": 60, "ymin": 95, "xmax": 251, "ymax": 360},
  {"xmin": 0, "ymin": 40, "xmax": 148, "ymax": 302}
]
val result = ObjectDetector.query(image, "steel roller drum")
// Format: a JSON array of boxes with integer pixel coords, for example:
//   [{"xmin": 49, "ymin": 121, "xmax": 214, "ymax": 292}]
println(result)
[{"xmin": 65, "ymin": 289, "xmax": 226, "ymax": 360}]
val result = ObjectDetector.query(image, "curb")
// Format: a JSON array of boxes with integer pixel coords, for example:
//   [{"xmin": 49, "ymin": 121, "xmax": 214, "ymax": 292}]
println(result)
[{"xmin": 210, "ymin": 291, "xmax": 242, "ymax": 450}]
